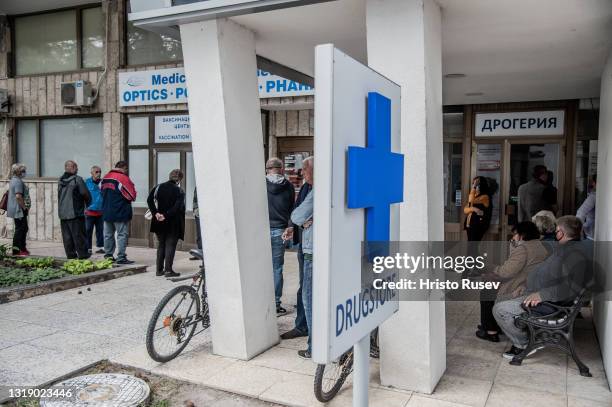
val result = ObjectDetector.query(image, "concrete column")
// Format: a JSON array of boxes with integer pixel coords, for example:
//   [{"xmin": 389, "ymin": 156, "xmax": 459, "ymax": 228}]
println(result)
[
  {"xmin": 593, "ymin": 49, "xmax": 612, "ymax": 389},
  {"xmin": 179, "ymin": 19, "xmax": 279, "ymax": 359},
  {"xmin": 366, "ymin": 0, "xmax": 446, "ymax": 393}
]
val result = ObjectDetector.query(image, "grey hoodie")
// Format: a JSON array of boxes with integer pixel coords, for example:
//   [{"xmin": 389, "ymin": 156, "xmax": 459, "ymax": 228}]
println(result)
[{"xmin": 58, "ymin": 172, "xmax": 91, "ymax": 220}]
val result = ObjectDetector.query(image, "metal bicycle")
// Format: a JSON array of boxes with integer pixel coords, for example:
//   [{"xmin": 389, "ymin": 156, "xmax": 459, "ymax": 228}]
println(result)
[
  {"xmin": 145, "ymin": 249, "xmax": 210, "ymax": 362},
  {"xmin": 313, "ymin": 329, "xmax": 379, "ymax": 402}
]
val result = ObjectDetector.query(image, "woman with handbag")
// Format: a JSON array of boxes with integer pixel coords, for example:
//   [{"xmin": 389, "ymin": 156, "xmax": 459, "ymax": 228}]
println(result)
[{"xmin": 147, "ymin": 169, "xmax": 186, "ymax": 277}]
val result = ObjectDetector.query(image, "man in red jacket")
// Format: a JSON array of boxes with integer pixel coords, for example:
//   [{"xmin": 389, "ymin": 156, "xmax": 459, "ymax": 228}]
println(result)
[{"xmin": 101, "ymin": 161, "xmax": 137, "ymax": 264}]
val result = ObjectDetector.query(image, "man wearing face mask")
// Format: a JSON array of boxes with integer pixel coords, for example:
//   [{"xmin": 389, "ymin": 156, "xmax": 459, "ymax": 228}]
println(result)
[
  {"xmin": 493, "ymin": 216, "xmax": 592, "ymax": 360},
  {"xmin": 147, "ymin": 169, "xmax": 186, "ymax": 277}
]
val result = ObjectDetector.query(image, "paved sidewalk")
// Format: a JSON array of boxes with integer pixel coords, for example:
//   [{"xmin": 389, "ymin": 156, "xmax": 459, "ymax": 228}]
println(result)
[{"xmin": 1, "ymin": 240, "xmax": 610, "ymax": 406}]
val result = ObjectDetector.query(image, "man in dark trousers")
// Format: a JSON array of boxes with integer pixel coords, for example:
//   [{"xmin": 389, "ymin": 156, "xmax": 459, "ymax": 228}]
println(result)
[
  {"xmin": 147, "ymin": 169, "xmax": 186, "ymax": 277},
  {"xmin": 265, "ymin": 157, "xmax": 295, "ymax": 315},
  {"xmin": 281, "ymin": 157, "xmax": 313, "ymax": 339},
  {"xmin": 101, "ymin": 161, "xmax": 137, "ymax": 264},
  {"xmin": 58, "ymin": 160, "xmax": 91, "ymax": 259}
]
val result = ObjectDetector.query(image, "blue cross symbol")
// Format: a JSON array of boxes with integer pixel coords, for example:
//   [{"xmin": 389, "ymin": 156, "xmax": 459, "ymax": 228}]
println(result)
[{"xmin": 347, "ymin": 92, "xmax": 404, "ymax": 244}]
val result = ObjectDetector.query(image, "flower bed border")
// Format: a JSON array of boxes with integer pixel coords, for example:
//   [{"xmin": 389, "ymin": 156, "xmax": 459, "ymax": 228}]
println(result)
[{"xmin": 0, "ymin": 262, "xmax": 147, "ymax": 303}]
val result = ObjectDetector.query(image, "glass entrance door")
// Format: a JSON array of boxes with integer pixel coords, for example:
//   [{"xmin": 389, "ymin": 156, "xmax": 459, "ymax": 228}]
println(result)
[
  {"xmin": 474, "ymin": 143, "xmax": 503, "ymax": 241},
  {"xmin": 152, "ymin": 148, "xmax": 197, "ymax": 249},
  {"xmin": 503, "ymin": 141, "xmax": 563, "ymax": 239},
  {"xmin": 473, "ymin": 140, "xmax": 563, "ymax": 241}
]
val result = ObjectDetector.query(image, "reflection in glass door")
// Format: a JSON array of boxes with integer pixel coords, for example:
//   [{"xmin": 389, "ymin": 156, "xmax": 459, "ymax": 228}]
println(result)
[
  {"xmin": 505, "ymin": 142, "xmax": 561, "ymax": 238},
  {"xmin": 156, "ymin": 151, "xmax": 181, "ymax": 185}
]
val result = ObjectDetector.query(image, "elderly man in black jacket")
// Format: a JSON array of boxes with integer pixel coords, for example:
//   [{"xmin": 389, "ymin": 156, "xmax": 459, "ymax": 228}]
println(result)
[
  {"xmin": 266, "ymin": 157, "xmax": 295, "ymax": 315},
  {"xmin": 493, "ymin": 215, "xmax": 593, "ymax": 360},
  {"xmin": 147, "ymin": 169, "xmax": 186, "ymax": 277},
  {"xmin": 58, "ymin": 160, "xmax": 91, "ymax": 259}
]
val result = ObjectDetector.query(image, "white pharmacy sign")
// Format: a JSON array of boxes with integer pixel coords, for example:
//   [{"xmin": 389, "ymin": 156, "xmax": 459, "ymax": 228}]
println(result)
[
  {"xmin": 313, "ymin": 45, "xmax": 401, "ymax": 364},
  {"xmin": 155, "ymin": 115, "xmax": 191, "ymax": 143},
  {"xmin": 119, "ymin": 67, "xmax": 313, "ymax": 107},
  {"xmin": 257, "ymin": 69, "xmax": 314, "ymax": 97},
  {"xmin": 476, "ymin": 110, "xmax": 565, "ymax": 137}
]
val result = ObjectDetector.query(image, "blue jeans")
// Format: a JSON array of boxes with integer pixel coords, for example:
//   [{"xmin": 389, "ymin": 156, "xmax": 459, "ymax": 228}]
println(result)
[
  {"xmin": 294, "ymin": 244, "xmax": 308, "ymax": 333},
  {"xmin": 270, "ymin": 228, "xmax": 286, "ymax": 307},
  {"xmin": 85, "ymin": 215, "xmax": 104, "ymax": 249},
  {"xmin": 104, "ymin": 221, "xmax": 129, "ymax": 261},
  {"xmin": 302, "ymin": 254, "xmax": 313, "ymax": 353}
]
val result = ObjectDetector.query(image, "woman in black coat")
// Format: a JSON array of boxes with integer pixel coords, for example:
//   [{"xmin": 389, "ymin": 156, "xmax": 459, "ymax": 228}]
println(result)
[{"xmin": 147, "ymin": 169, "xmax": 185, "ymax": 277}]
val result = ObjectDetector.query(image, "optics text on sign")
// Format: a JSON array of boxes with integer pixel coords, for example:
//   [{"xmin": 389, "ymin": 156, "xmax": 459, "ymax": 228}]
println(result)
[{"xmin": 119, "ymin": 68, "xmax": 314, "ymax": 107}]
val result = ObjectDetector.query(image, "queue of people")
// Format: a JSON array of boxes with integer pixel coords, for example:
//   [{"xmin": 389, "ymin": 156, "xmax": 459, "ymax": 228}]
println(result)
[
  {"xmin": 264, "ymin": 156, "xmax": 314, "ymax": 358},
  {"xmin": 5, "ymin": 154, "xmax": 595, "ymax": 365},
  {"xmin": 465, "ymin": 170, "xmax": 596, "ymax": 360}
]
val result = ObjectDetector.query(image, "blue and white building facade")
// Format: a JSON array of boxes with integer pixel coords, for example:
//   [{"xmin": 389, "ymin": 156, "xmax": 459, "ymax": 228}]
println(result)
[
  {"xmin": 0, "ymin": 0, "xmax": 315, "ymax": 248},
  {"xmin": 1, "ymin": 0, "xmax": 611, "ymax": 394}
]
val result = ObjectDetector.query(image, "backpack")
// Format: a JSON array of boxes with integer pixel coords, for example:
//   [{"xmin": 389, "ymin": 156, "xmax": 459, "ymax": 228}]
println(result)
[{"xmin": 0, "ymin": 190, "xmax": 8, "ymax": 213}]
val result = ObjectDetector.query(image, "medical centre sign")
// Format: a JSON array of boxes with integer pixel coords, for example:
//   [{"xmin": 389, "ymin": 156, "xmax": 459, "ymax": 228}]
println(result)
[{"xmin": 119, "ymin": 67, "xmax": 313, "ymax": 107}]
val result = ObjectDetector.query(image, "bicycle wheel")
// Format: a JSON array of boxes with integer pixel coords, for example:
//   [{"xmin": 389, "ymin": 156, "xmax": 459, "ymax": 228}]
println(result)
[
  {"xmin": 313, "ymin": 349, "xmax": 354, "ymax": 402},
  {"xmin": 146, "ymin": 285, "xmax": 201, "ymax": 362}
]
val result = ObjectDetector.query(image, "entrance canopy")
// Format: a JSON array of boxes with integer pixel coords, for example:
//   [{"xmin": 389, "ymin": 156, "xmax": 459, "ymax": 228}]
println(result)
[{"xmin": 126, "ymin": 0, "xmax": 612, "ymax": 105}]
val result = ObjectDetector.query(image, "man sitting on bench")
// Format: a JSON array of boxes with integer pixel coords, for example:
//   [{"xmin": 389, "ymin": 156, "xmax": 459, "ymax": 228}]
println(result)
[{"xmin": 493, "ymin": 215, "xmax": 592, "ymax": 360}]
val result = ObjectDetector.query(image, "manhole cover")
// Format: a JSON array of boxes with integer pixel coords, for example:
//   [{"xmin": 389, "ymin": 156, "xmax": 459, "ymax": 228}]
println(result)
[{"xmin": 40, "ymin": 373, "xmax": 150, "ymax": 407}]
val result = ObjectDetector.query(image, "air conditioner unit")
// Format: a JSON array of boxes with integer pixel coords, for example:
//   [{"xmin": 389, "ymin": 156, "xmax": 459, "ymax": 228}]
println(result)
[
  {"xmin": 61, "ymin": 80, "xmax": 94, "ymax": 107},
  {"xmin": 0, "ymin": 89, "xmax": 9, "ymax": 113}
]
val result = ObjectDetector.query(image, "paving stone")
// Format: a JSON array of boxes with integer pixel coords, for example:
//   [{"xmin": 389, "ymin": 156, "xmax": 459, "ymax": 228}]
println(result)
[
  {"xmin": 407, "ymin": 395, "xmax": 473, "ymax": 407},
  {"xmin": 204, "ymin": 361, "xmax": 289, "ymax": 398},
  {"xmin": 25, "ymin": 330, "xmax": 136, "ymax": 359},
  {"xmin": 484, "ymin": 383, "xmax": 567, "ymax": 407},
  {"xmin": 445, "ymin": 354, "xmax": 501, "ymax": 382},
  {"xmin": 447, "ymin": 336, "xmax": 507, "ymax": 363},
  {"xmin": 259, "ymin": 368, "xmax": 338, "ymax": 406},
  {"xmin": 152, "ymin": 352, "xmax": 240, "ymax": 387},
  {"xmin": 417, "ymin": 374, "xmax": 492, "ymax": 407},
  {"xmin": 566, "ymin": 368, "xmax": 612, "ymax": 404},
  {"xmin": 494, "ymin": 360, "xmax": 566, "ymax": 395},
  {"xmin": 248, "ymin": 344, "xmax": 317, "ymax": 376},
  {"xmin": 567, "ymin": 396, "xmax": 611, "ymax": 407},
  {"xmin": 328, "ymin": 386, "xmax": 412, "ymax": 407},
  {"xmin": 1, "ymin": 307, "xmax": 93, "ymax": 329},
  {"xmin": 1, "ymin": 320, "xmax": 60, "ymax": 343},
  {"xmin": 0, "ymin": 343, "xmax": 100, "ymax": 386}
]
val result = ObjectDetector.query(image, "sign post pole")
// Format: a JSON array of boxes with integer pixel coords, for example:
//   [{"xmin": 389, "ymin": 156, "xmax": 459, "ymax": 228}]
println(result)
[{"xmin": 353, "ymin": 333, "xmax": 370, "ymax": 407}]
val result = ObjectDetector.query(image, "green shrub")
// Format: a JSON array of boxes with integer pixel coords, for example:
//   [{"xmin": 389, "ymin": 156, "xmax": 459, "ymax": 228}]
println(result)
[
  {"xmin": 62, "ymin": 259, "xmax": 114, "ymax": 275},
  {"xmin": 0, "ymin": 243, "xmax": 17, "ymax": 260},
  {"xmin": 0, "ymin": 267, "xmax": 67, "ymax": 287},
  {"xmin": 15, "ymin": 257, "xmax": 55, "ymax": 268}
]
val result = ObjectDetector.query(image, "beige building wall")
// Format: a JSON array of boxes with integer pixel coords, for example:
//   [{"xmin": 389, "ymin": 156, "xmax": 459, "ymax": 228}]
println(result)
[{"xmin": 0, "ymin": 0, "xmax": 311, "ymax": 243}]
